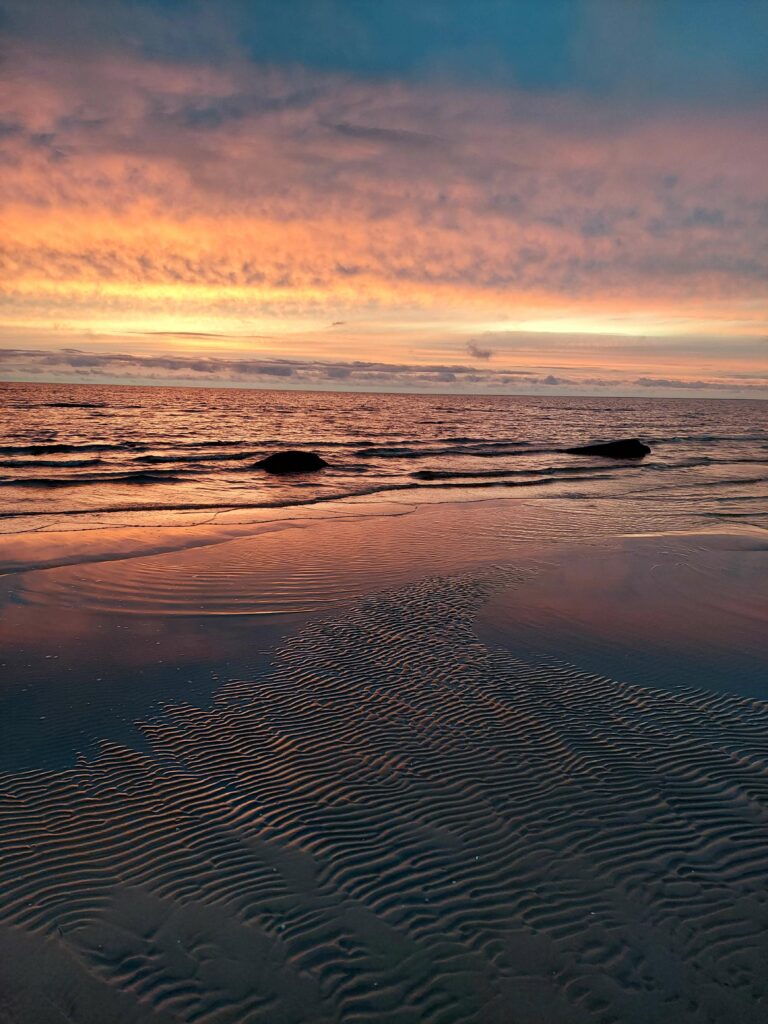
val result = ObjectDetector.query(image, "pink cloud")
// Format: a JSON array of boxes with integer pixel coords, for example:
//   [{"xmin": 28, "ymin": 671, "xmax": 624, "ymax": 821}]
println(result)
[{"xmin": 0, "ymin": 42, "xmax": 766, "ymax": 383}]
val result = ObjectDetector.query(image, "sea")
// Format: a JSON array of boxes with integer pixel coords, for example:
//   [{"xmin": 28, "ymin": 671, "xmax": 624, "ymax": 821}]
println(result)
[{"xmin": 1, "ymin": 380, "xmax": 766, "ymax": 534}]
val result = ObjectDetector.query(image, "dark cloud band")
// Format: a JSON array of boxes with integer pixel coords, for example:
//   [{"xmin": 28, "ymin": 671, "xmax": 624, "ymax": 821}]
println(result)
[{"xmin": 2, "ymin": 347, "xmax": 766, "ymax": 397}]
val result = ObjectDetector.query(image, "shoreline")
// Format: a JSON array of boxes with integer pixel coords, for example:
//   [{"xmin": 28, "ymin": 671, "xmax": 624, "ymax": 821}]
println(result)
[{"xmin": 3, "ymin": 473, "xmax": 765, "ymax": 576}]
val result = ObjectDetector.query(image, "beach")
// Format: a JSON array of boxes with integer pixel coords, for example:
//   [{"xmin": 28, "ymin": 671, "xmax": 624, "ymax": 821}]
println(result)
[
  {"xmin": 1, "ymin": 386, "xmax": 767, "ymax": 1022},
  {"xmin": 3, "ymin": 0, "xmax": 768, "ymax": 1014}
]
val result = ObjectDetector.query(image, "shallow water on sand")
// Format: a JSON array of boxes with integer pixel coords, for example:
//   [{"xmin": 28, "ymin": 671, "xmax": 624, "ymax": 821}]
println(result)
[
  {"xmin": 0, "ymin": 492, "xmax": 719, "ymax": 772},
  {"xmin": 477, "ymin": 531, "xmax": 768, "ymax": 699}
]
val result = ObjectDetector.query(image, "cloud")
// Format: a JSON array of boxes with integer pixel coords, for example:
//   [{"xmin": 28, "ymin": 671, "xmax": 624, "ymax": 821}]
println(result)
[
  {"xmin": 0, "ymin": 45, "xmax": 766, "ymax": 318},
  {"xmin": 0, "ymin": 346, "xmax": 524, "ymax": 383},
  {"xmin": 632, "ymin": 376, "xmax": 762, "ymax": 392},
  {"xmin": 329, "ymin": 122, "xmax": 444, "ymax": 149},
  {"xmin": 0, "ymin": 19, "xmax": 765, "ymax": 392},
  {"xmin": 2, "ymin": 346, "xmax": 766, "ymax": 398},
  {"xmin": 466, "ymin": 339, "xmax": 494, "ymax": 360}
]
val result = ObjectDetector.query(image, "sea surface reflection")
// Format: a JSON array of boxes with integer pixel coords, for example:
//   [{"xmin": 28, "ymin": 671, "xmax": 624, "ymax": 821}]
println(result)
[{"xmin": 0, "ymin": 582, "xmax": 291, "ymax": 771}]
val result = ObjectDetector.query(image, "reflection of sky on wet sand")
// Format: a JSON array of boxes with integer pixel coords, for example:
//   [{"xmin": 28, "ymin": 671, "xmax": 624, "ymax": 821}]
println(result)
[
  {"xmin": 0, "ymin": 582, "xmax": 292, "ymax": 772},
  {"xmin": 477, "ymin": 534, "xmax": 768, "ymax": 699},
  {"xmin": 2, "ymin": 494, "xmax": 763, "ymax": 773},
  {"xmin": 0, "ymin": 497, "xmax": 544, "ymax": 771}
]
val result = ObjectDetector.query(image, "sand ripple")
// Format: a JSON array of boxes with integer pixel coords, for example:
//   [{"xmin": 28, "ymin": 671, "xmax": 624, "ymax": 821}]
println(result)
[{"xmin": 2, "ymin": 565, "xmax": 768, "ymax": 1022}]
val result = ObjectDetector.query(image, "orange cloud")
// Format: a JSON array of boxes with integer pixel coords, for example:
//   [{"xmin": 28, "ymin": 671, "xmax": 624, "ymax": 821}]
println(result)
[{"xmin": 0, "ymin": 43, "xmax": 766, "ymax": 387}]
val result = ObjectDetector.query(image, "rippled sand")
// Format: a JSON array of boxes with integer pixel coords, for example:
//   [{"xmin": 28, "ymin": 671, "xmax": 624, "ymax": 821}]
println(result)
[{"xmin": 1, "ymin": 497, "xmax": 767, "ymax": 1023}]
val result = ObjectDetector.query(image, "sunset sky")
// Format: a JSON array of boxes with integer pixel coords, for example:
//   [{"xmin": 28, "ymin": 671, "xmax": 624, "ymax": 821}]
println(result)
[{"xmin": 1, "ymin": 0, "xmax": 767, "ymax": 396}]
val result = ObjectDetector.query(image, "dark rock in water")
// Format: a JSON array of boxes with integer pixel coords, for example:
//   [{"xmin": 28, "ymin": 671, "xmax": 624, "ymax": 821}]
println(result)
[
  {"xmin": 565, "ymin": 438, "xmax": 651, "ymax": 459},
  {"xmin": 255, "ymin": 450, "xmax": 329, "ymax": 473}
]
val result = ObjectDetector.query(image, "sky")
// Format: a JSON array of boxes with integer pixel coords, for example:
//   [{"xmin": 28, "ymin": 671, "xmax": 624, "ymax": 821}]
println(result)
[{"xmin": 1, "ymin": 0, "xmax": 767, "ymax": 397}]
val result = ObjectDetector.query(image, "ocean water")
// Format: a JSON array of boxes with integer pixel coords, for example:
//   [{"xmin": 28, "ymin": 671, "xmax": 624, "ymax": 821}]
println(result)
[{"xmin": 1, "ymin": 380, "xmax": 766, "ymax": 533}]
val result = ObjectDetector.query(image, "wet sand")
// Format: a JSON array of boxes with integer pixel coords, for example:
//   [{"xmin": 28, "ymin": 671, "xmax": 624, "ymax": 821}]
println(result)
[{"xmin": 1, "ymin": 496, "xmax": 767, "ymax": 1023}]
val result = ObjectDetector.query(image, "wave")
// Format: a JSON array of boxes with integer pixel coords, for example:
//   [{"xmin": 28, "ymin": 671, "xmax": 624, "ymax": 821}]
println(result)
[
  {"xmin": 358, "ymin": 443, "xmax": 555, "ymax": 459},
  {"xmin": 38, "ymin": 401, "xmax": 108, "ymax": 409},
  {"xmin": 439, "ymin": 437, "xmax": 536, "ymax": 446},
  {"xmin": 647, "ymin": 456, "xmax": 768, "ymax": 470},
  {"xmin": 654, "ymin": 432, "xmax": 768, "ymax": 445},
  {"xmin": 0, "ymin": 457, "xmax": 103, "ymax": 469},
  {"xmin": 0, "ymin": 483, "xmax": 419, "ymax": 518},
  {"xmin": 667, "ymin": 476, "xmax": 768, "ymax": 491},
  {"xmin": 152, "ymin": 438, "xmax": 250, "ymax": 449},
  {"xmin": 4, "ymin": 435, "xmax": 762, "ymax": 463},
  {"xmin": 0, "ymin": 441, "xmax": 142, "ymax": 456},
  {"xmin": 0, "ymin": 469, "xmax": 615, "ymax": 520},
  {"xmin": 135, "ymin": 450, "xmax": 263, "ymax": 464},
  {"xmin": 0, "ymin": 469, "xmax": 185, "ymax": 488},
  {"xmin": 412, "ymin": 464, "xmax": 624, "ymax": 481}
]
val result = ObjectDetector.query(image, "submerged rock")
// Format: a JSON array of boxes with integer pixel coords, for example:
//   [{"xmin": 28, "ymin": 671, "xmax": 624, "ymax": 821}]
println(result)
[
  {"xmin": 255, "ymin": 450, "xmax": 329, "ymax": 474},
  {"xmin": 565, "ymin": 438, "xmax": 651, "ymax": 459}
]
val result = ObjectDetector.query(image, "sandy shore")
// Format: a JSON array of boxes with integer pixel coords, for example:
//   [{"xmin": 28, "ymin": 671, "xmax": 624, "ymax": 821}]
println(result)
[{"xmin": 1, "ymin": 496, "xmax": 767, "ymax": 1022}]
